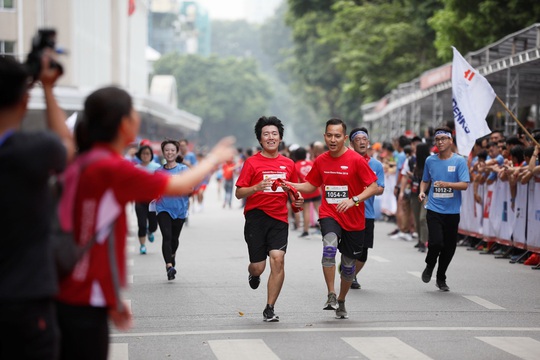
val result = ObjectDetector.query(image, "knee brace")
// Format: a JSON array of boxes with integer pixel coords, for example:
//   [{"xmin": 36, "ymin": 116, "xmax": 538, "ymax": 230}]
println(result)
[
  {"xmin": 340, "ymin": 255, "xmax": 356, "ymax": 282},
  {"xmin": 321, "ymin": 232, "xmax": 338, "ymax": 267}
]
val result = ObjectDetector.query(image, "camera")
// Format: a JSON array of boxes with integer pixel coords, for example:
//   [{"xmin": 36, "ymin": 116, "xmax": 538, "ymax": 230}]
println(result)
[{"xmin": 25, "ymin": 28, "xmax": 63, "ymax": 83}]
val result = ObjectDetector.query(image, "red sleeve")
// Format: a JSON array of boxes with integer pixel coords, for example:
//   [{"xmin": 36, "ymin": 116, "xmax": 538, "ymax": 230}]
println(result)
[
  {"xmin": 110, "ymin": 161, "xmax": 169, "ymax": 203},
  {"xmin": 235, "ymin": 159, "xmax": 255, "ymax": 188},
  {"xmin": 306, "ymin": 158, "xmax": 322, "ymax": 187}
]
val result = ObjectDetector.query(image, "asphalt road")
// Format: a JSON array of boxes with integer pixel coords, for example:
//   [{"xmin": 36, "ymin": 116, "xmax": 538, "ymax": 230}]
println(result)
[{"xmin": 110, "ymin": 179, "xmax": 540, "ymax": 360}]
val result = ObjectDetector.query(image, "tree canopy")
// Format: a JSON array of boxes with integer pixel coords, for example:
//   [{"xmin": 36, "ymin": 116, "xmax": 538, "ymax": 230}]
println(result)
[{"xmin": 153, "ymin": 54, "xmax": 271, "ymax": 147}]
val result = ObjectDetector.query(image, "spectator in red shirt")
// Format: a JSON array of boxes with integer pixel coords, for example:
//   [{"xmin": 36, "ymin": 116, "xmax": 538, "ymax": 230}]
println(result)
[{"xmin": 57, "ymin": 86, "xmax": 236, "ymax": 360}]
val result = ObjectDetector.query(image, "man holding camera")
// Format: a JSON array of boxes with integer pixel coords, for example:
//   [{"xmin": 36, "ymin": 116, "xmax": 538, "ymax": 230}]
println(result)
[{"xmin": 0, "ymin": 51, "xmax": 73, "ymax": 359}]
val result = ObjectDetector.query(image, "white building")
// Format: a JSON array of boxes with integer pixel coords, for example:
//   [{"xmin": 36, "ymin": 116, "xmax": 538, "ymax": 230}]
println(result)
[{"xmin": 0, "ymin": 0, "xmax": 201, "ymax": 139}]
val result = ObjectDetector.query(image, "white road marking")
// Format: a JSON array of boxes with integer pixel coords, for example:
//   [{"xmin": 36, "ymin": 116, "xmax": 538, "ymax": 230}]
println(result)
[
  {"xmin": 111, "ymin": 327, "xmax": 540, "ymax": 338},
  {"xmin": 343, "ymin": 337, "xmax": 432, "ymax": 360},
  {"xmin": 369, "ymin": 256, "xmax": 390, "ymax": 263},
  {"xmin": 127, "ymin": 259, "xmax": 134, "ymax": 267},
  {"xmin": 408, "ymin": 271, "xmax": 432, "ymax": 280},
  {"xmin": 463, "ymin": 295, "xmax": 505, "ymax": 310},
  {"xmin": 208, "ymin": 339, "xmax": 279, "ymax": 360},
  {"xmin": 127, "ymin": 245, "xmax": 136, "ymax": 253},
  {"xmin": 109, "ymin": 343, "xmax": 129, "ymax": 360},
  {"xmin": 477, "ymin": 337, "xmax": 540, "ymax": 360},
  {"xmin": 127, "ymin": 275, "xmax": 133, "ymax": 284}
]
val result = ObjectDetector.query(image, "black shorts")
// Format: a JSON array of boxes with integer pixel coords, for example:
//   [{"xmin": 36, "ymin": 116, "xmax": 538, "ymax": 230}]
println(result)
[
  {"xmin": 319, "ymin": 217, "xmax": 365, "ymax": 260},
  {"xmin": 244, "ymin": 209, "xmax": 288, "ymax": 263},
  {"xmin": 303, "ymin": 195, "xmax": 321, "ymax": 203}
]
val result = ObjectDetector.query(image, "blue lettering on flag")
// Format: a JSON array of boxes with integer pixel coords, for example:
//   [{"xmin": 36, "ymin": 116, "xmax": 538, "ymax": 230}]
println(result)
[{"xmin": 452, "ymin": 98, "xmax": 470, "ymax": 134}]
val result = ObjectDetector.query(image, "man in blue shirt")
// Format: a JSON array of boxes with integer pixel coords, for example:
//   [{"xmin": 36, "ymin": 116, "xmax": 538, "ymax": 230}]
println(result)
[
  {"xmin": 349, "ymin": 127, "xmax": 385, "ymax": 289},
  {"xmin": 418, "ymin": 126, "xmax": 470, "ymax": 291}
]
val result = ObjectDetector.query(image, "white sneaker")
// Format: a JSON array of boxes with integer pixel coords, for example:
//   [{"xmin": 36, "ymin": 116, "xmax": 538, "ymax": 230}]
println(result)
[
  {"xmin": 412, "ymin": 232, "xmax": 418, "ymax": 239},
  {"xmin": 400, "ymin": 232, "xmax": 414, "ymax": 241},
  {"xmin": 390, "ymin": 231, "xmax": 404, "ymax": 240}
]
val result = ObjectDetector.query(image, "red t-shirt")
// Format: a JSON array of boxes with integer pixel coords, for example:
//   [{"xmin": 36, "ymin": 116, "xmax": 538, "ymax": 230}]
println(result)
[
  {"xmin": 306, "ymin": 149, "xmax": 377, "ymax": 231},
  {"xmin": 295, "ymin": 160, "xmax": 321, "ymax": 200},
  {"xmin": 57, "ymin": 145, "xmax": 169, "ymax": 308},
  {"xmin": 235, "ymin": 152, "xmax": 297, "ymax": 223}
]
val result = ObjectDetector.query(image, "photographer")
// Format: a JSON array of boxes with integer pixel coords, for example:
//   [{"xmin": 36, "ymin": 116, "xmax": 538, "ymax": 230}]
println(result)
[{"xmin": 0, "ymin": 49, "xmax": 74, "ymax": 359}]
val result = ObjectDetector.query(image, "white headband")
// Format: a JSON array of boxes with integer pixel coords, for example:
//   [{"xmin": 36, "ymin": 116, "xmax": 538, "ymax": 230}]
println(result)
[
  {"xmin": 351, "ymin": 130, "xmax": 369, "ymax": 141},
  {"xmin": 434, "ymin": 130, "xmax": 452, "ymax": 138}
]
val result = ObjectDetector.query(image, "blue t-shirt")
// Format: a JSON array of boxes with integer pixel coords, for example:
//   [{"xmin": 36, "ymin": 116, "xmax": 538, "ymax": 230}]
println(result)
[
  {"xmin": 136, "ymin": 161, "xmax": 161, "ymax": 173},
  {"xmin": 156, "ymin": 164, "xmax": 189, "ymax": 219},
  {"xmin": 184, "ymin": 151, "xmax": 197, "ymax": 167},
  {"xmin": 365, "ymin": 157, "xmax": 385, "ymax": 219},
  {"xmin": 396, "ymin": 150, "xmax": 406, "ymax": 181},
  {"xmin": 422, "ymin": 153, "xmax": 470, "ymax": 214},
  {"xmin": 486, "ymin": 154, "xmax": 504, "ymax": 181}
]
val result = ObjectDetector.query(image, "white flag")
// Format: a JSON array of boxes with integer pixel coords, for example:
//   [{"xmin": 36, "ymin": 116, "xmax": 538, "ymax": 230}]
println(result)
[{"xmin": 451, "ymin": 46, "xmax": 495, "ymax": 156}]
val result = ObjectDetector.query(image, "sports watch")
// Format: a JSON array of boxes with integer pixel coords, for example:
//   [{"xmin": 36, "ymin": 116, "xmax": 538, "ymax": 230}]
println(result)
[{"xmin": 352, "ymin": 196, "xmax": 360, "ymax": 206}]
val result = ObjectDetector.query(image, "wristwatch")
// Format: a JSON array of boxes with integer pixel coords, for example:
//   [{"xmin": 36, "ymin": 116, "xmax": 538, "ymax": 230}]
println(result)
[{"xmin": 352, "ymin": 196, "xmax": 360, "ymax": 206}]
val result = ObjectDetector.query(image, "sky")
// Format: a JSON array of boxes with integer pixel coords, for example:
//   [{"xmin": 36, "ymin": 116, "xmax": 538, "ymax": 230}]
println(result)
[{"xmin": 199, "ymin": 0, "xmax": 282, "ymax": 23}]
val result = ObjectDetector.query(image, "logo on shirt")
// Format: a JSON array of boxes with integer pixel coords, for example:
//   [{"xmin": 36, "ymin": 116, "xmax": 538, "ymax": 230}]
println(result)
[
  {"xmin": 341, "ymin": 166, "xmax": 349, "ymax": 170},
  {"xmin": 280, "ymin": 166, "xmax": 287, "ymax": 169},
  {"xmin": 448, "ymin": 166, "xmax": 456, "ymax": 172}
]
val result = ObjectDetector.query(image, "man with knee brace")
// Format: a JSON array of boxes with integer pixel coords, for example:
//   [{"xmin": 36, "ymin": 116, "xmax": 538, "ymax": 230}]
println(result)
[
  {"xmin": 289, "ymin": 118, "xmax": 378, "ymax": 319},
  {"xmin": 235, "ymin": 116, "xmax": 303, "ymax": 322},
  {"xmin": 349, "ymin": 127, "xmax": 385, "ymax": 289}
]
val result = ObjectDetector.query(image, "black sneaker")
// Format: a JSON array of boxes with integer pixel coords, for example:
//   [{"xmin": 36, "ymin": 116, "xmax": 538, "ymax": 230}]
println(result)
[
  {"xmin": 351, "ymin": 276, "xmax": 361, "ymax": 289},
  {"xmin": 300, "ymin": 231, "xmax": 309, "ymax": 237},
  {"xmin": 248, "ymin": 274, "xmax": 260, "ymax": 289},
  {"xmin": 436, "ymin": 280, "xmax": 450, "ymax": 291},
  {"xmin": 421, "ymin": 265, "xmax": 433, "ymax": 283},
  {"xmin": 167, "ymin": 266, "xmax": 177, "ymax": 281},
  {"xmin": 263, "ymin": 305, "xmax": 279, "ymax": 322}
]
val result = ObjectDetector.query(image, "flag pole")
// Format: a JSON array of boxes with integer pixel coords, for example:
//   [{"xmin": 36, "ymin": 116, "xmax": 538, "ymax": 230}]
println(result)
[{"xmin": 495, "ymin": 95, "xmax": 540, "ymax": 148}]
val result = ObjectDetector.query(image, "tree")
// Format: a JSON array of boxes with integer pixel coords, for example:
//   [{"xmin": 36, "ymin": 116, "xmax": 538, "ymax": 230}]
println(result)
[
  {"xmin": 285, "ymin": 0, "xmax": 363, "ymax": 125},
  {"xmin": 429, "ymin": 0, "xmax": 540, "ymax": 61},
  {"xmin": 322, "ymin": 0, "xmax": 441, "ymax": 102},
  {"xmin": 153, "ymin": 54, "xmax": 271, "ymax": 147}
]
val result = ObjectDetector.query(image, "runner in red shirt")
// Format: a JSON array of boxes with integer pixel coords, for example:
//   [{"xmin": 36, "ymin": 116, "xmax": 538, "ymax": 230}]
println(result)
[
  {"xmin": 56, "ymin": 86, "xmax": 236, "ymax": 360},
  {"xmin": 288, "ymin": 118, "xmax": 378, "ymax": 319},
  {"xmin": 235, "ymin": 116, "xmax": 303, "ymax": 322}
]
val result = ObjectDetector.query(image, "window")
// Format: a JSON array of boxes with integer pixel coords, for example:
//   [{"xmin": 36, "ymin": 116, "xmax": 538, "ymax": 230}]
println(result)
[
  {"xmin": 0, "ymin": 0, "xmax": 14, "ymax": 9},
  {"xmin": 0, "ymin": 41, "xmax": 15, "ymax": 55}
]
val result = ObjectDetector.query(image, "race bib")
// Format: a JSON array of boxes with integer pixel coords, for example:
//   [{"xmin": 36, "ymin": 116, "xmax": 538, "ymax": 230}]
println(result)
[
  {"xmin": 325, "ymin": 185, "xmax": 348, "ymax": 204},
  {"xmin": 263, "ymin": 173, "xmax": 286, "ymax": 192},
  {"xmin": 433, "ymin": 187, "xmax": 454, "ymax": 198}
]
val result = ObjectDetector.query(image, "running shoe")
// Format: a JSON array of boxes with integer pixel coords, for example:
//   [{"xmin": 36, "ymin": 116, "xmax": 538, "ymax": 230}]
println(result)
[
  {"xmin": 436, "ymin": 280, "xmax": 450, "ymax": 291},
  {"xmin": 323, "ymin": 292, "xmax": 338, "ymax": 310},
  {"xmin": 351, "ymin": 276, "xmax": 361, "ymax": 289},
  {"xmin": 263, "ymin": 305, "xmax": 279, "ymax": 322},
  {"xmin": 421, "ymin": 265, "xmax": 433, "ymax": 283},
  {"xmin": 167, "ymin": 266, "xmax": 177, "ymax": 281},
  {"xmin": 148, "ymin": 232, "xmax": 155, "ymax": 243},
  {"xmin": 248, "ymin": 274, "xmax": 260, "ymax": 289},
  {"xmin": 140, "ymin": 245, "xmax": 147, "ymax": 255},
  {"xmin": 299, "ymin": 231, "xmax": 309, "ymax": 237},
  {"xmin": 335, "ymin": 300, "xmax": 348, "ymax": 319}
]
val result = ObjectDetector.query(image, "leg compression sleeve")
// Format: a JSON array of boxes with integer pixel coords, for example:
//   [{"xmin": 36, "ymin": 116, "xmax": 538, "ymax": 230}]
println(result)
[
  {"xmin": 322, "ymin": 232, "xmax": 338, "ymax": 267},
  {"xmin": 340, "ymin": 254, "xmax": 356, "ymax": 282}
]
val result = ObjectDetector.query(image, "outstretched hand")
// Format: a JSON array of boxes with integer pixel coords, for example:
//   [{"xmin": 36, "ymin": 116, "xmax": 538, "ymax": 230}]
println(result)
[{"xmin": 207, "ymin": 136, "xmax": 237, "ymax": 165}]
